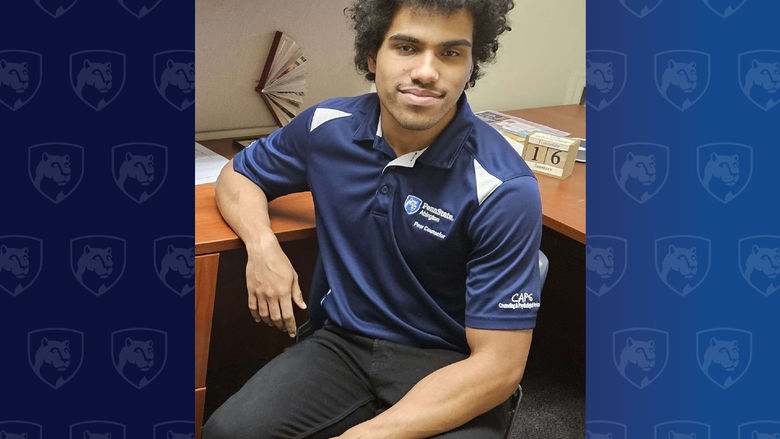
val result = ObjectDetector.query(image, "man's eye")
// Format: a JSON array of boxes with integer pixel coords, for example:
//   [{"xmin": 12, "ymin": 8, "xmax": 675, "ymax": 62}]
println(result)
[
  {"xmin": 397, "ymin": 45, "xmax": 415, "ymax": 53},
  {"xmin": 443, "ymin": 50, "xmax": 459, "ymax": 57}
]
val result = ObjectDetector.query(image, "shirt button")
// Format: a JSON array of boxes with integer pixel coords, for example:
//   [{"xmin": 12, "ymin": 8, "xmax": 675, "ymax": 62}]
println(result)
[{"xmin": 380, "ymin": 185, "xmax": 389, "ymax": 194}]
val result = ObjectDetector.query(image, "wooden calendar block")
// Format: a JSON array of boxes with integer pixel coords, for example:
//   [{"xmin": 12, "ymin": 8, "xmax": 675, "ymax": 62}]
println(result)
[{"xmin": 521, "ymin": 131, "xmax": 579, "ymax": 179}]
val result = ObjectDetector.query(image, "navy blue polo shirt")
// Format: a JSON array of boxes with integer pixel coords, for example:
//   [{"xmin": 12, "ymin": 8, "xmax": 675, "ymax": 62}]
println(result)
[{"xmin": 234, "ymin": 93, "xmax": 542, "ymax": 352}]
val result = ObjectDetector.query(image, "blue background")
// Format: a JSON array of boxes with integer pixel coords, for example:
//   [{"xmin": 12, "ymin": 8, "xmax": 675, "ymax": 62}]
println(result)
[
  {"xmin": 1, "ymin": 0, "xmax": 193, "ymax": 436},
  {"xmin": 588, "ymin": 1, "xmax": 780, "ymax": 438}
]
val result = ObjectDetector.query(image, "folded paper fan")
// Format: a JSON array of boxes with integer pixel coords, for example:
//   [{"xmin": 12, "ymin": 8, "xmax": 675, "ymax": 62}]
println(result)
[{"xmin": 256, "ymin": 31, "xmax": 307, "ymax": 127}]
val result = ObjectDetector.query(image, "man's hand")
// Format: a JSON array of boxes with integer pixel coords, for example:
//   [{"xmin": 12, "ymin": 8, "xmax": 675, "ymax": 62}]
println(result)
[{"xmin": 245, "ymin": 232, "xmax": 307, "ymax": 337}]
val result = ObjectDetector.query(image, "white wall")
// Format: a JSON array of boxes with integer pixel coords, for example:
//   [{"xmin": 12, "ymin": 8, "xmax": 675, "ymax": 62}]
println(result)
[
  {"xmin": 466, "ymin": 0, "xmax": 586, "ymax": 112},
  {"xmin": 195, "ymin": 0, "xmax": 585, "ymax": 134}
]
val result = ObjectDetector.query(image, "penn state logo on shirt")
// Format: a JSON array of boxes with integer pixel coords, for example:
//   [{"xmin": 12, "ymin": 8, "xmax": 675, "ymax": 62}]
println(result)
[
  {"xmin": 70, "ymin": 420, "xmax": 126, "ymax": 439},
  {"xmin": 404, "ymin": 195, "xmax": 422, "ymax": 215},
  {"xmin": 586, "ymin": 421, "xmax": 627, "ymax": 439},
  {"xmin": 655, "ymin": 421, "xmax": 711, "ymax": 439},
  {"xmin": 111, "ymin": 327, "xmax": 167, "ymax": 389},
  {"xmin": 153, "ymin": 421, "xmax": 195, "ymax": 439},
  {"xmin": 27, "ymin": 327, "xmax": 84, "ymax": 389},
  {"xmin": 0, "ymin": 50, "xmax": 42, "ymax": 111},
  {"xmin": 0, "ymin": 235, "xmax": 43, "ymax": 298},
  {"xmin": 0, "ymin": 421, "xmax": 42, "ymax": 439}
]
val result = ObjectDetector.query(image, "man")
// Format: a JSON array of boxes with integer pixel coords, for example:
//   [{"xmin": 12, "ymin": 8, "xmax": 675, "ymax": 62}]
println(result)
[{"xmin": 204, "ymin": 0, "xmax": 542, "ymax": 437}]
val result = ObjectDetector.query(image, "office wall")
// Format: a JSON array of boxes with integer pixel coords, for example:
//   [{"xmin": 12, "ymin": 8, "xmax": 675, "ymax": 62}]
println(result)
[
  {"xmin": 196, "ymin": 0, "xmax": 367, "ymax": 134},
  {"xmin": 196, "ymin": 0, "xmax": 585, "ymax": 134},
  {"xmin": 466, "ymin": 0, "xmax": 586, "ymax": 112}
]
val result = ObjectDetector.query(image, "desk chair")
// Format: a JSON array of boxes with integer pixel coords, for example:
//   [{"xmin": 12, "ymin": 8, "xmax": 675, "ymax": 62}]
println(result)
[{"xmin": 296, "ymin": 250, "xmax": 549, "ymax": 439}]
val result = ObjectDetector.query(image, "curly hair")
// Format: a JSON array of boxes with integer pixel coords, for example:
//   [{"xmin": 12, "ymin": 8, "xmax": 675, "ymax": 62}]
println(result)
[{"xmin": 345, "ymin": 0, "xmax": 514, "ymax": 88}]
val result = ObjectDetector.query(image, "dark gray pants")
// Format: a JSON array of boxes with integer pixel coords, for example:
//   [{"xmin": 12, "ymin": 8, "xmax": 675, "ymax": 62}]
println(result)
[{"xmin": 203, "ymin": 325, "xmax": 510, "ymax": 439}]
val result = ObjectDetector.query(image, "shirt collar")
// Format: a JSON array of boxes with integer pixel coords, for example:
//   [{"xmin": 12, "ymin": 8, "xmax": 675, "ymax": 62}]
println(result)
[{"xmin": 353, "ymin": 93, "xmax": 474, "ymax": 169}]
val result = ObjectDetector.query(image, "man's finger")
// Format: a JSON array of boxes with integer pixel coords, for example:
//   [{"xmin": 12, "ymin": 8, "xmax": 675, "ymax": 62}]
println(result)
[
  {"xmin": 257, "ymin": 296, "xmax": 272, "ymax": 326},
  {"xmin": 292, "ymin": 278, "xmax": 307, "ymax": 310},
  {"xmin": 267, "ymin": 299, "xmax": 285, "ymax": 331},
  {"xmin": 248, "ymin": 292, "xmax": 260, "ymax": 323},
  {"xmin": 279, "ymin": 296, "xmax": 297, "ymax": 338}
]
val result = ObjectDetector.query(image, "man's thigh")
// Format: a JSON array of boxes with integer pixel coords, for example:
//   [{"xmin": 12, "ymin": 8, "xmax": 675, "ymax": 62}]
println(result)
[{"xmin": 202, "ymin": 326, "xmax": 377, "ymax": 439}]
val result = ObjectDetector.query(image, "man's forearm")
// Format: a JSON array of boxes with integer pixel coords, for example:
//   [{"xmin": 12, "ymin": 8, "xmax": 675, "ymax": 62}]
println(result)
[
  {"xmin": 214, "ymin": 159, "xmax": 276, "ymax": 250},
  {"xmin": 357, "ymin": 352, "xmax": 521, "ymax": 439}
]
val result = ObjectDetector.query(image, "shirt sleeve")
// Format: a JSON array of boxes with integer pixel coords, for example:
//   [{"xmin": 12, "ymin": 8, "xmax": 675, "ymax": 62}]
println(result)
[
  {"xmin": 232, "ymin": 106, "xmax": 315, "ymax": 201},
  {"xmin": 465, "ymin": 175, "xmax": 543, "ymax": 330}
]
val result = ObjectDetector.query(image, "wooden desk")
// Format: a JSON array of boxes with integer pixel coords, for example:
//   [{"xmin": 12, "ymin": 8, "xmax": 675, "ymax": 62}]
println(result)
[{"xmin": 193, "ymin": 104, "xmax": 585, "ymax": 437}]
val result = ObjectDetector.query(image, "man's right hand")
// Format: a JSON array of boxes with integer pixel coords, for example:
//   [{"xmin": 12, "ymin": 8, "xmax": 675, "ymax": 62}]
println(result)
[{"xmin": 245, "ymin": 234, "xmax": 307, "ymax": 338}]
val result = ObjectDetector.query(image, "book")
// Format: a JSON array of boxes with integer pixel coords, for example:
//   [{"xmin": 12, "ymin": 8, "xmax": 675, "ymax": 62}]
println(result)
[{"xmin": 255, "ymin": 31, "xmax": 307, "ymax": 127}]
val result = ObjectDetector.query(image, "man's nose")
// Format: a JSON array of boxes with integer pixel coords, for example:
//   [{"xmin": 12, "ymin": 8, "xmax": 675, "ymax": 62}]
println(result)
[{"xmin": 410, "ymin": 50, "xmax": 439, "ymax": 84}]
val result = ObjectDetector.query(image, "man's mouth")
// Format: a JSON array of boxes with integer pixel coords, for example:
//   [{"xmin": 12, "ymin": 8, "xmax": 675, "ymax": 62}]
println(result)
[{"xmin": 398, "ymin": 87, "xmax": 443, "ymax": 106}]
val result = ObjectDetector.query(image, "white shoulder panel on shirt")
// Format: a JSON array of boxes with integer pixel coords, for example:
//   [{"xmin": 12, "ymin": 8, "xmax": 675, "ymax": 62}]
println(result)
[
  {"xmin": 310, "ymin": 108, "xmax": 352, "ymax": 132},
  {"xmin": 473, "ymin": 159, "xmax": 503, "ymax": 206}
]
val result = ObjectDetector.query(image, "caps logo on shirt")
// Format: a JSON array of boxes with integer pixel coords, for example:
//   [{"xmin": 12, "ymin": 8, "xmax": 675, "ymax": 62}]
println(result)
[{"xmin": 404, "ymin": 195, "xmax": 422, "ymax": 215}]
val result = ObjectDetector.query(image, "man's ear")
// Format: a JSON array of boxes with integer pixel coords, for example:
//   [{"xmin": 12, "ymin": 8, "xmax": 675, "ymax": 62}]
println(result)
[{"xmin": 367, "ymin": 57, "xmax": 376, "ymax": 74}]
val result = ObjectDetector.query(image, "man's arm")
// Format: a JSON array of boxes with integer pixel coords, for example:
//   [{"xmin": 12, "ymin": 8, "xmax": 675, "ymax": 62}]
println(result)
[
  {"xmin": 214, "ymin": 159, "xmax": 306, "ymax": 337},
  {"xmin": 334, "ymin": 327, "xmax": 532, "ymax": 439}
]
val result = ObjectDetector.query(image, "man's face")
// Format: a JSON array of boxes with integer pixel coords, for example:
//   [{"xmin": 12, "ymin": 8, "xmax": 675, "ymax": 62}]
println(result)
[{"xmin": 368, "ymin": 6, "xmax": 474, "ymax": 133}]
